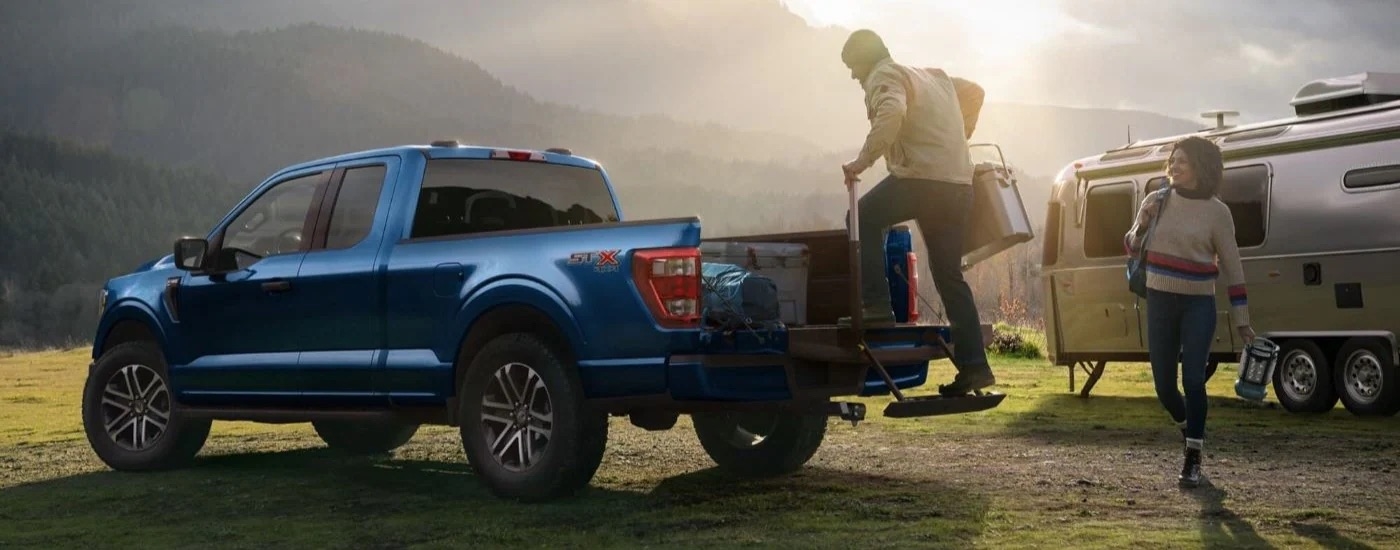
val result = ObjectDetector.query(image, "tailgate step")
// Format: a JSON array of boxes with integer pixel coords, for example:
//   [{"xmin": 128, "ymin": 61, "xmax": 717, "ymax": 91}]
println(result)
[{"xmin": 882, "ymin": 391, "xmax": 1006, "ymax": 418}]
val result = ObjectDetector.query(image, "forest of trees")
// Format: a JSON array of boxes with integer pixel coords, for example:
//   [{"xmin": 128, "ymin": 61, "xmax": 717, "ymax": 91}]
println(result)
[
  {"xmin": 0, "ymin": 131, "xmax": 247, "ymax": 347},
  {"xmin": 0, "ymin": 11, "xmax": 1054, "ymax": 349}
]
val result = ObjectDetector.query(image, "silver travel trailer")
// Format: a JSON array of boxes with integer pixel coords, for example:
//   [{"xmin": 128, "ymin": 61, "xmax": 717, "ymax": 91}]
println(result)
[{"xmin": 1039, "ymin": 72, "xmax": 1400, "ymax": 417}]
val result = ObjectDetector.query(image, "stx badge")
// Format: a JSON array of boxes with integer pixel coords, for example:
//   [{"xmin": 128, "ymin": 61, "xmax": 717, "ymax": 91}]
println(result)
[{"xmin": 568, "ymin": 249, "xmax": 621, "ymax": 273}]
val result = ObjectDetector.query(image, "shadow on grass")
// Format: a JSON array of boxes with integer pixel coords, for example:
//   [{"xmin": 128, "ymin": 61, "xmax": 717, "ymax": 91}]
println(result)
[
  {"xmin": 998, "ymin": 391, "xmax": 1392, "ymax": 448},
  {"xmin": 0, "ymin": 446, "xmax": 990, "ymax": 547},
  {"xmin": 1190, "ymin": 483, "xmax": 1274, "ymax": 550}
]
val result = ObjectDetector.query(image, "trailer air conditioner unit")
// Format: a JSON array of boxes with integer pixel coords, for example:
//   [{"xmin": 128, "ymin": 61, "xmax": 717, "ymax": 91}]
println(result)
[{"xmin": 1291, "ymin": 72, "xmax": 1400, "ymax": 116}]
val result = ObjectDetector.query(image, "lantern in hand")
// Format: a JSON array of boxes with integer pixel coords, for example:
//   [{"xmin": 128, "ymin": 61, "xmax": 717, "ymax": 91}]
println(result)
[{"xmin": 1234, "ymin": 337, "xmax": 1280, "ymax": 402}]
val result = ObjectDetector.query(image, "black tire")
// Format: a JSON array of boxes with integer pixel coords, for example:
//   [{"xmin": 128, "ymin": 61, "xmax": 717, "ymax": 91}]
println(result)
[
  {"xmin": 692, "ymin": 409, "xmax": 827, "ymax": 478},
  {"xmin": 82, "ymin": 341, "xmax": 212, "ymax": 471},
  {"xmin": 313, "ymin": 418, "xmax": 419, "ymax": 455},
  {"xmin": 1333, "ymin": 338, "xmax": 1400, "ymax": 417},
  {"xmin": 457, "ymin": 333, "xmax": 608, "ymax": 502},
  {"xmin": 1271, "ymin": 339, "xmax": 1338, "ymax": 413}
]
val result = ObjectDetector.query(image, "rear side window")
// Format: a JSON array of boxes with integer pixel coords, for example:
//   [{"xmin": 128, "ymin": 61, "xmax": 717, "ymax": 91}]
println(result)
[
  {"xmin": 1082, "ymin": 182, "xmax": 1134, "ymax": 258},
  {"xmin": 325, "ymin": 164, "xmax": 387, "ymax": 250},
  {"xmin": 410, "ymin": 159, "xmax": 619, "ymax": 239}
]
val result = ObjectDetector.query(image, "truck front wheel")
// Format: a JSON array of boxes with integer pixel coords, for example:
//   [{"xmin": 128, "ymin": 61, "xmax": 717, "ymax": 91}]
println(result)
[
  {"xmin": 81, "ymin": 341, "xmax": 212, "ymax": 471},
  {"xmin": 457, "ymin": 333, "xmax": 608, "ymax": 502},
  {"xmin": 691, "ymin": 409, "xmax": 827, "ymax": 478}
]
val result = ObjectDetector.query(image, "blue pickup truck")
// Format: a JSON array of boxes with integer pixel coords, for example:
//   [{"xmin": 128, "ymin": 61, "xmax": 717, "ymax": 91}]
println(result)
[{"xmin": 82, "ymin": 141, "xmax": 1032, "ymax": 501}]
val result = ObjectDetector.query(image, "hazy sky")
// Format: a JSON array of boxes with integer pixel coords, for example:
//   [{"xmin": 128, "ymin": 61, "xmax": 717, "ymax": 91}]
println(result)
[{"xmin": 781, "ymin": 0, "xmax": 1400, "ymax": 124}]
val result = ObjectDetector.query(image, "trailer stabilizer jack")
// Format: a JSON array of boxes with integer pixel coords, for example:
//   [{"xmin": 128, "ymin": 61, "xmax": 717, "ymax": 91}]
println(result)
[{"xmin": 882, "ymin": 391, "xmax": 1007, "ymax": 418}]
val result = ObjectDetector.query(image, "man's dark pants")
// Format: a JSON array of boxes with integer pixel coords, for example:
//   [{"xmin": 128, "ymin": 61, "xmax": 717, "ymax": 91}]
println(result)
[{"xmin": 849, "ymin": 174, "xmax": 993, "ymax": 376}]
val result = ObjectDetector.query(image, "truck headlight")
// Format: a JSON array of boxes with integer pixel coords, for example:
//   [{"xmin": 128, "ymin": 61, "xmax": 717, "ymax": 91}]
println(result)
[{"xmin": 98, "ymin": 288, "xmax": 108, "ymax": 316}]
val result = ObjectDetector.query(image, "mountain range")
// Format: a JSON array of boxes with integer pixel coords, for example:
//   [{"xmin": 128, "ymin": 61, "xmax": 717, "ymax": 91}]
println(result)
[{"xmin": 0, "ymin": 0, "xmax": 1215, "ymax": 347}]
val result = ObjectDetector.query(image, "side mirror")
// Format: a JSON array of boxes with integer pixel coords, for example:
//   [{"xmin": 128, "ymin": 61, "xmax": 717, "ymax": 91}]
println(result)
[{"xmin": 173, "ymin": 237, "xmax": 208, "ymax": 271}]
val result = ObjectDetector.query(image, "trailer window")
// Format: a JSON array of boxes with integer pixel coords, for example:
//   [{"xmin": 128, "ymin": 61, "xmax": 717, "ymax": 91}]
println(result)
[
  {"xmin": 1344, "ymin": 165, "xmax": 1400, "ymax": 190},
  {"xmin": 1042, "ymin": 202, "xmax": 1061, "ymax": 265},
  {"xmin": 1082, "ymin": 182, "xmax": 1135, "ymax": 258},
  {"xmin": 1219, "ymin": 164, "xmax": 1269, "ymax": 248}
]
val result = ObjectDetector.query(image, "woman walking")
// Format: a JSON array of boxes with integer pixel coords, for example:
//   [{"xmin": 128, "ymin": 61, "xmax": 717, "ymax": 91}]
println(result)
[{"xmin": 1124, "ymin": 136, "xmax": 1255, "ymax": 488}]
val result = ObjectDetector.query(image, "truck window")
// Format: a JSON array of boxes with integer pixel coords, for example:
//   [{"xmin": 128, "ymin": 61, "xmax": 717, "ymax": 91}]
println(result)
[
  {"xmin": 410, "ymin": 159, "xmax": 619, "ymax": 239},
  {"xmin": 223, "ymin": 172, "xmax": 322, "ymax": 257},
  {"xmin": 1082, "ymin": 181, "xmax": 1134, "ymax": 258},
  {"xmin": 324, "ymin": 164, "xmax": 387, "ymax": 250},
  {"xmin": 1219, "ymin": 164, "xmax": 1269, "ymax": 248}
]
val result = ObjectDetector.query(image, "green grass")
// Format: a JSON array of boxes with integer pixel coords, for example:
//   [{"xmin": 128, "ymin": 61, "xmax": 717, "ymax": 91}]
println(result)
[{"xmin": 3, "ymin": 342, "xmax": 1399, "ymax": 548}]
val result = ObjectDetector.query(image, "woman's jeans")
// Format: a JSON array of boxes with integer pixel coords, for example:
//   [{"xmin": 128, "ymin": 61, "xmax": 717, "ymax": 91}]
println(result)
[{"xmin": 1146, "ymin": 288, "xmax": 1216, "ymax": 440}]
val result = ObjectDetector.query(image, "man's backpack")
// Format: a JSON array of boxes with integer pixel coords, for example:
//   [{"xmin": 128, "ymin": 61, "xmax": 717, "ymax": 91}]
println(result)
[{"xmin": 894, "ymin": 65, "xmax": 985, "ymax": 139}]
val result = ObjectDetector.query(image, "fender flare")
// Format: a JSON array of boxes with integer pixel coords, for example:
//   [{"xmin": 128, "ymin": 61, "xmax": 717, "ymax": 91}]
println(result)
[
  {"xmin": 92, "ymin": 300, "xmax": 169, "ymax": 359},
  {"xmin": 450, "ymin": 277, "xmax": 587, "ymax": 361}
]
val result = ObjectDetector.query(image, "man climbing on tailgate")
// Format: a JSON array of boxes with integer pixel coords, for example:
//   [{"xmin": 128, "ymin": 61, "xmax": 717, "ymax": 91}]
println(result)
[{"xmin": 837, "ymin": 29, "xmax": 996, "ymax": 396}]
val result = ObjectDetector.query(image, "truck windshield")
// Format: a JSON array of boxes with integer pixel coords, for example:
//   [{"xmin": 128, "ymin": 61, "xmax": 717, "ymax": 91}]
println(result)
[{"xmin": 410, "ymin": 158, "xmax": 620, "ymax": 239}]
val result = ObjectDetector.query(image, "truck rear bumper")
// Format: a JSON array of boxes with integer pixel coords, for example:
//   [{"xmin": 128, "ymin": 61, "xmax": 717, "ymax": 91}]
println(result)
[{"xmin": 584, "ymin": 323, "xmax": 991, "ymax": 413}]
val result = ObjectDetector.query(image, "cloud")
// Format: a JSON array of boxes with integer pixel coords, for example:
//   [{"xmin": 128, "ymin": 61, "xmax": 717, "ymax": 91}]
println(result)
[{"xmin": 996, "ymin": 0, "xmax": 1400, "ymax": 123}]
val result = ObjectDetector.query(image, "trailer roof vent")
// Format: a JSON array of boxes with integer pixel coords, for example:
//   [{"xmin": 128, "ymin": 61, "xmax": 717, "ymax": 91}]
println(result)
[
  {"xmin": 1291, "ymin": 72, "xmax": 1400, "ymax": 116},
  {"xmin": 1201, "ymin": 110, "xmax": 1239, "ymax": 131},
  {"xmin": 430, "ymin": 139, "xmax": 460, "ymax": 147}
]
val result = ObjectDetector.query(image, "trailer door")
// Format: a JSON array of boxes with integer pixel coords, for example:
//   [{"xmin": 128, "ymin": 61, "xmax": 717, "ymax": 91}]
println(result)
[{"xmin": 1054, "ymin": 180, "xmax": 1145, "ymax": 354}]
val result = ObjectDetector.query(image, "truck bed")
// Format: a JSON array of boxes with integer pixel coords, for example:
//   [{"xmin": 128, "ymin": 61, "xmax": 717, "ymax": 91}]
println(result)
[{"xmin": 702, "ymin": 228, "xmax": 992, "ymax": 337}]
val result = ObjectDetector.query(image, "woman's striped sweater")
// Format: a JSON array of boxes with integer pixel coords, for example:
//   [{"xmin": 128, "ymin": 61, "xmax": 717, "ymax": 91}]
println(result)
[{"xmin": 1124, "ymin": 188, "xmax": 1251, "ymax": 327}]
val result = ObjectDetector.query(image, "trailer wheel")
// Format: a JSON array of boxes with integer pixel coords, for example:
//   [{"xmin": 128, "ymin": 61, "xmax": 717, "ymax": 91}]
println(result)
[
  {"xmin": 457, "ymin": 333, "xmax": 608, "ymax": 502},
  {"xmin": 1271, "ymin": 339, "xmax": 1338, "ymax": 413},
  {"xmin": 1333, "ymin": 338, "xmax": 1400, "ymax": 417},
  {"xmin": 691, "ymin": 410, "xmax": 827, "ymax": 478}
]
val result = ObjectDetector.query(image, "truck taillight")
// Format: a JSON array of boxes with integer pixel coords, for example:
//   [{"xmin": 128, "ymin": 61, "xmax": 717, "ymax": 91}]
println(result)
[
  {"xmin": 906, "ymin": 252, "xmax": 920, "ymax": 323},
  {"xmin": 632, "ymin": 247, "xmax": 701, "ymax": 328}
]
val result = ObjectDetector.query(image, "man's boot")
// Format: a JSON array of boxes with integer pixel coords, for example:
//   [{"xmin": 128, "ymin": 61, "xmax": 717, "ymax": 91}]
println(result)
[
  {"xmin": 837, "ymin": 304, "xmax": 897, "ymax": 328},
  {"xmin": 938, "ymin": 365, "xmax": 996, "ymax": 396}
]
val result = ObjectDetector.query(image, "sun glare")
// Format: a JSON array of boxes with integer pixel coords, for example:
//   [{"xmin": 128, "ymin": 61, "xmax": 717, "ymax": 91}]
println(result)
[
  {"xmin": 941, "ymin": 0, "xmax": 1064, "ymax": 62},
  {"xmin": 785, "ymin": 0, "xmax": 1069, "ymax": 64}
]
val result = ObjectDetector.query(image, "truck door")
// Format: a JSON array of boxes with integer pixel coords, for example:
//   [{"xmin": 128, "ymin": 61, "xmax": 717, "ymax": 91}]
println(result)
[
  {"xmin": 172, "ymin": 167, "xmax": 329, "ymax": 405},
  {"xmin": 293, "ymin": 156, "xmax": 400, "ymax": 406},
  {"xmin": 1053, "ymin": 179, "xmax": 1144, "ymax": 354}
]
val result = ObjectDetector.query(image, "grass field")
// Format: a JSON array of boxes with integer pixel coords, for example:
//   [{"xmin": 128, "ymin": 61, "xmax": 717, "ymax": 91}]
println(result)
[{"xmin": 3, "ymin": 336, "xmax": 1398, "ymax": 549}]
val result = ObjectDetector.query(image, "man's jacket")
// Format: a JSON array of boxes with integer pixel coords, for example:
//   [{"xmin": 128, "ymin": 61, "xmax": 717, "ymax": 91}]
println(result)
[{"xmin": 849, "ymin": 57, "xmax": 979, "ymax": 185}]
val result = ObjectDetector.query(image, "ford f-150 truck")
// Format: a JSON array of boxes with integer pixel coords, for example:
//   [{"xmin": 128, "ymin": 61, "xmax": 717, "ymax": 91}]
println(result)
[{"xmin": 83, "ymin": 140, "xmax": 1032, "ymax": 502}]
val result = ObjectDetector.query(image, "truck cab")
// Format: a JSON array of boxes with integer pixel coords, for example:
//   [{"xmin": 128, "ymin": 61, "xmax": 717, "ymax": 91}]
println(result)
[{"xmin": 83, "ymin": 140, "xmax": 1033, "ymax": 502}]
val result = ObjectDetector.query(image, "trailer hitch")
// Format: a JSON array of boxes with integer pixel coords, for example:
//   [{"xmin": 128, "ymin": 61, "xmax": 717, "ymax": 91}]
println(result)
[{"xmin": 827, "ymin": 401, "xmax": 867, "ymax": 427}]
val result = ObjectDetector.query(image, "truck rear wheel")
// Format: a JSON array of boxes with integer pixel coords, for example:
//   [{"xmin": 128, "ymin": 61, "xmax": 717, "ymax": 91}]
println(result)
[
  {"xmin": 1272, "ymin": 339, "xmax": 1338, "ymax": 413},
  {"xmin": 457, "ymin": 333, "xmax": 608, "ymax": 502},
  {"xmin": 313, "ymin": 418, "xmax": 419, "ymax": 455},
  {"xmin": 1333, "ymin": 338, "xmax": 1400, "ymax": 417},
  {"xmin": 691, "ymin": 409, "xmax": 827, "ymax": 478},
  {"xmin": 81, "ymin": 341, "xmax": 212, "ymax": 471}
]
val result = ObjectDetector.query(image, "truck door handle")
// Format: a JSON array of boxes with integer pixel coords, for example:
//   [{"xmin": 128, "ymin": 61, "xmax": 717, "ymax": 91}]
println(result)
[{"xmin": 261, "ymin": 280, "xmax": 291, "ymax": 293}]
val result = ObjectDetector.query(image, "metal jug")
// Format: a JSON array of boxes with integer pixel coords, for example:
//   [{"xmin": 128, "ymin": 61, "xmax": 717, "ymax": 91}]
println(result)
[{"xmin": 1234, "ymin": 337, "xmax": 1280, "ymax": 402}]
